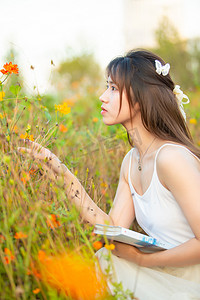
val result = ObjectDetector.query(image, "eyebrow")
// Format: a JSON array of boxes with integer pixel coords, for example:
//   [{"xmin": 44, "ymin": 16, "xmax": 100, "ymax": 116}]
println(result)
[{"xmin": 106, "ymin": 80, "xmax": 115, "ymax": 84}]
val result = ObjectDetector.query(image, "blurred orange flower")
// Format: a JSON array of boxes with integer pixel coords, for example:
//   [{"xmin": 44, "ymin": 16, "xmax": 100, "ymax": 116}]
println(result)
[
  {"xmin": 20, "ymin": 133, "xmax": 34, "ymax": 141},
  {"xmin": 36, "ymin": 251, "xmax": 108, "ymax": 300},
  {"xmin": 105, "ymin": 244, "xmax": 115, "ymax": 251},
  {"xmin": 14, "ymin": 232, "xmax": 28, "ymax": 239},
  {"xmin": 46, "ymin": 214, "xmax": 61, "ymax": 229},
  {"xmin": 92, "ymin": 117, "xmax": 98, "ymax": 123},
  {"xmin": 20, "ymin": 172, "xmax": 31, "ymax": 185},
  {"xmin": 93, "ymin": 241, "xmax": 103, "ymax": 250},
  {"xmin": 33, "ymin": 288, "xmax": 40, "ymax": 294},
  {"xmin": 4, "ymin": 248, "xmax": 15, "ymax": 264},
  {"xmin": 0, "ymin": 234, "xmax": 6, "ymax": 243},
  {"xmin": 13, "ymin": 125, "xmax": 18, "ymax": 133},
  {"xmin": 59, "ymin": 124, "xmax": 68, "ymax": 133},
  {"xmin": 1, "ymin": 62, "xmax": 19, "ymax": 75}
]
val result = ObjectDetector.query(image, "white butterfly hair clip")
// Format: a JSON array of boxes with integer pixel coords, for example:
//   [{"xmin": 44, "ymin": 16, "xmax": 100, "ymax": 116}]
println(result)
[{"xmin": 155, "ymin": 60, "xmax": 170, "ymax": 76}]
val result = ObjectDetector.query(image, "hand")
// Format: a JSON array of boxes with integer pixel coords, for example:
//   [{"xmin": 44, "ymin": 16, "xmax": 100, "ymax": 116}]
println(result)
[
  {"xmin": 111, "ymin": 241, "xmax": 143, "ymax": 265},
  {"xmin": 18, "ymin": 140, "xmax": 67, "ymax": 175}
]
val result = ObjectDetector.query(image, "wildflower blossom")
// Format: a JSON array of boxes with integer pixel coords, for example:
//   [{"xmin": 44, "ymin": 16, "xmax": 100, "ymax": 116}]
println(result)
[
  {"xmin": 59, "ymin": 124, "xmax": 68, "ymax": 132},
  {"xmin": 14, "ymin": 232, "xmax": 28, "ymax": 239},
  {"xmin": 36, "ymin": 251, "xmax": 108, "ymax": 300},
  {"xmin": 0, "ymin": 62, "xmax": 19, "ymax": 74},
  {"xmin": 33, "ymin": 288, "xmax": 40, "ymax": 294},
  {"xmin": 189, "ymin": 118, "xmax": 197, "ymax": 125},
  {"xmin": 0, "ymin": 91, "xmax": 5, "ymax": 101},
  {"xmin": 0, "ymin": 234, "xmax": 6, "ymax": 243},
  {"xmin": 46, "ymin": 214, "xmax": 61, "ymax": 229},
  {"xmin": 92, "ymin": 117, "xmax": 98, "ymax": 123},
  {"xmin": 4, "ymin": 248, "xmax": 15, "ymax": 264},
  {"xmin": 93, "ymin": 241, "xmax": 103, "ymax": 250},
  {"xmin": 20, "ymin": 172, "xmax": 31, "ymax": 185},
  {"xmin": 55, "ymin": 102, "xmax": 71, "ymax": 115},
  {"xmin": 105, "ymin": 244, "xmax": 115, "ymax": 251},
  {"xmin": 20, "ymin": 133, "xmax": 34, "ymax": 141}
]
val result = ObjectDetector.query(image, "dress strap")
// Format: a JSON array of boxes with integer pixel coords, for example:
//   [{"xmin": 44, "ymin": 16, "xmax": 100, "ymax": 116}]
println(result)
[
  {"xmin": 128, "ymin": 148, "xmax": 134, "ymax": 182},
  {"xmin": 154, "ymin": 143, "xmax": 200, "ymax": 169}
]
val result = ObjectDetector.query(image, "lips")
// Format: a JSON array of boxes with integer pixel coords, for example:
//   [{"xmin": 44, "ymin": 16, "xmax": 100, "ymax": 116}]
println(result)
[
  {"xmin": 101, "ymin": 106, "xmax": 107, "ymax": 112},
  {"xmin": 101, "ymin": 106, "xmax": 107, "ymax": 115}
]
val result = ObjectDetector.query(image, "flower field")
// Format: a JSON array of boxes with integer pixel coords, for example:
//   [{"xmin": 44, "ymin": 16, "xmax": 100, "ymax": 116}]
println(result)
[{"xmin": 0, "ymin": 62, "xmax": 199, "ymax": 299}]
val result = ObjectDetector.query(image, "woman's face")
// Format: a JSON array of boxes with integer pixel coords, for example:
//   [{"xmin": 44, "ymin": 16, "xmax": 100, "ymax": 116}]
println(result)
[{"xmin": 99, "ymin": 76, "xmax": 135, "ymax": 128}]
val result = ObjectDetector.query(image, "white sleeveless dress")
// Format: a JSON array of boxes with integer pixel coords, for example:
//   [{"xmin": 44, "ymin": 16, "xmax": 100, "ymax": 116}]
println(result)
[{"xmin": 97, "ymin": 144, "xmax": 200, "ymax": 300}]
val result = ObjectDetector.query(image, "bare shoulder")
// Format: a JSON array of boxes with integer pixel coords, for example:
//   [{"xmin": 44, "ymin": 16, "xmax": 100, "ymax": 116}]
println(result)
[
  {"xmin": 157, "ymin": 144, "xmax": 200, "ymax": 168},
  {"xmin": 156, "ymin": 144, "xmax": 200, "ymax": 186}
]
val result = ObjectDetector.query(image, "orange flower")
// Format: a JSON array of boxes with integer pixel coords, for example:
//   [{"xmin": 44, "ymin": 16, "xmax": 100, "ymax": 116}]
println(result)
[
  {"xmin": 46, "ymin": 214, "xmax": 61, "ymax": 229},
  {"xmin": 33, "ymin": 288, "xmax": 40, "ymax": 294},
  {"xmin": 0, "ymin": 234, "xmax": 6, "ymax": 243},
  {"xmin": 38, "ymin": 250, "xmax": 47, "ymax": 262},
  {"xmin": 20, "ymin": 172, "xmax": 31, "ymax": 185},
  {"xmin": 4, "ymin": 256, "xmax": 10, "ymax": 264},
  {"xmin": 93, "ymin": 241, "xmax": 103, "ymax": 250},
  {"xmin": 59, "ymin": 124, "xmax": 68, "ymax": 133},
  {"xmin": 92, "ymin": 117, "xmax": 98, "ymax": 123},
  {"xmin": 29, "ymin": 168, "xmax": 37, "ymax": 176},
  {"xmin": 14, "ymin": 232, "xmax": 28, "ymax": 239},
  {"xmin": 13, "ymin": 125, "xmax": 18, "ymax": 133},
  {"xmin": 4, "ymin": 248, "xmax": 15, "ymax": 262},
  {"xmin": 105, "ymin": 244, "xmax": 115, "ymax": 251},
  {"xmin": 20, "ymin": 133, "xmax": 34, "ymax": 141},
  {"xmin": 1, "ymin": 62, "xmax": 19, "ymax": 74},
  {"xmin": 36, "ymin": 252, "xmax": 108, "ymax": 300}
]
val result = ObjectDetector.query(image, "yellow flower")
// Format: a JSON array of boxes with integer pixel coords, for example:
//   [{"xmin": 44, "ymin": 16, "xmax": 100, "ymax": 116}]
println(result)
[
  {"xmin": 0, "ymin": 91, "xmax": 5, "ymax": 101},
  {"xmin": 55, "ymin": 103, "xmax": 71, "ymax": 115},
  {"xmin": 189, "ymin": 118, "xmax": 197, "ymax": 125},
  {"xmin": 105, "ymin": 243, "xmax": 115, "ymax": 251}
]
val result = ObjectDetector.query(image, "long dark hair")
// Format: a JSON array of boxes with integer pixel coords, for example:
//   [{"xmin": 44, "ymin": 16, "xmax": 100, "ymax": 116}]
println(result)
[{"xmin": 106, "ymin": 49, "xmax": 200, "ymax": 158}]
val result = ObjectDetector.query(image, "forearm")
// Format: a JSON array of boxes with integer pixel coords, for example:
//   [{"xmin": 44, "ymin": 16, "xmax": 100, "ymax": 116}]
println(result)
[
  {"xmin": 59, "ymin": 164, "xmax": 113, "ymax": 226},
  {"xmin": 140, "ymin": 238, "xmax": 200, "ymax": 268}
]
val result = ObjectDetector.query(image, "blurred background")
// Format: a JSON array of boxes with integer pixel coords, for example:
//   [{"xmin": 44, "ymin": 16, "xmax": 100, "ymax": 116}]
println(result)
[{"xmin": 1, "ymin": 0, "xmax": 200, "ymax": 93}]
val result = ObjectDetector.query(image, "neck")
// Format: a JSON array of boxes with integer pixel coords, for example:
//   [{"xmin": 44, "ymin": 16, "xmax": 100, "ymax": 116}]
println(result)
[{"xmin": 122, "ymin": 118, "xmax": 160, "ymax": 156}]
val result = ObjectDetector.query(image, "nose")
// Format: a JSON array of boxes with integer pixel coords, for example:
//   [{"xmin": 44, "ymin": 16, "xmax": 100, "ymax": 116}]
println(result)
[{"xmin": 99, "ymin": 89, "xmax": 109, "ymax": 103}]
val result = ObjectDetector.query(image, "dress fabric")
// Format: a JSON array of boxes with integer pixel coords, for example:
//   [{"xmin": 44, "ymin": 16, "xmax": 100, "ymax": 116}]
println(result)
[{"xmin": 96, "ymin": 143, "xmax": 200, "ymax": 300}]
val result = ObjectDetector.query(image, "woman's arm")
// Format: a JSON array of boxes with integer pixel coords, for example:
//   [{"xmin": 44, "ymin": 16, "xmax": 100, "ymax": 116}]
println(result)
[
  {"xmin": 18, "ymin": 141, "xmax": 135, "ymax": 227},
  {"xmin": 113, "ymin": 147, "xmax": 200, "ymax": 267}
]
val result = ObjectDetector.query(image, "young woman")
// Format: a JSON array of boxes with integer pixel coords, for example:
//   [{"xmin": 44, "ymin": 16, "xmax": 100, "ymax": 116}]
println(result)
[{"xmin": 19, "ymin": 50, "xmax": 200, "ymax": 299}]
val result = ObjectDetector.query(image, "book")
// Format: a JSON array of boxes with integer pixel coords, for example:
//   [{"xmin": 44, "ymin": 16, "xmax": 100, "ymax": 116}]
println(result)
[{"xmin": 94, "ymin": 224, "xmax": 175, "ymax": 253}]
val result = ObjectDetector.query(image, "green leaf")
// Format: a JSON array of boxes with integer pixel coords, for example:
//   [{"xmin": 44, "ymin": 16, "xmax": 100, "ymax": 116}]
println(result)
[
  {"xmin": 44, "ymin": 110, "xmax": 52, "ymax": 121},
  {"xmin": 9, "ymin": 85, "xmax": 21, "ymax": 96}
]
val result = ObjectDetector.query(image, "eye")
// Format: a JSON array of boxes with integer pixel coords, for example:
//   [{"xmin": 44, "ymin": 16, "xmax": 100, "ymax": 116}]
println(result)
[{"xmin": 111, "ymin": 86, "xmax": 117, "ymax": 91}]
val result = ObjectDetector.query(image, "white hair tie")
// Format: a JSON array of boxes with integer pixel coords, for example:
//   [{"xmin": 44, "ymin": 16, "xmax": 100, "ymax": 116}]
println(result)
[
  {"xmin": 155, "ymin": 60, "xmax": 170, "ymax": 76},
  {"xmin": 173, "ymin": 85, "xmax": 190, "ymax": 121}
]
